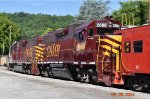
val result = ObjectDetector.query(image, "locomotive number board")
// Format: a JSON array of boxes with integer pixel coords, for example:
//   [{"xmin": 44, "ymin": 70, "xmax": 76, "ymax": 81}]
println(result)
[{"xmin": 96, "ymin": 22, "xmax": 120, "ymax": 28}]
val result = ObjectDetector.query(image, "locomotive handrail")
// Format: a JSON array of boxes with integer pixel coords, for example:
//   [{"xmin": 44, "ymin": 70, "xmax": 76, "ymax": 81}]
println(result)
[{"xmin": 96, "ymin": 35, "xmax": 101, "ymax": 72}]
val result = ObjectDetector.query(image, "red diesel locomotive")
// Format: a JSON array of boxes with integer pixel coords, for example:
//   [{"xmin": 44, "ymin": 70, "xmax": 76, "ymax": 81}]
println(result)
[
  {"xmin": 8, "ymin": 16, "xmax": 150, "ymax": 92},
  {"xmin": 8, "ymin": 16, "xmax": 122, "ymax": 85}
]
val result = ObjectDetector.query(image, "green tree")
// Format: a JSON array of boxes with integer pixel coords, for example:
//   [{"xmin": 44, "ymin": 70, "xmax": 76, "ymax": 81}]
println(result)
[
  {"xmin": 75, "ymin": 0, "xmax": 110, "ymax": 23},
  {"xmin": 0, "ymin": 16, "xmax": 20, "ymax": 54},
  {"xmin": 112, "ymin": 0, "xmax": 148, "ymax": 26},
  {"xmin": 41, "ymin": 28, "xmax": 53, "ymax": 36},
  {"xmin": 1, "ymin": 12, "xmax": 74, "ymax": 38},
  {"xmin": 56, "ymin": 28, "xmax": 63, "ymax": 30}
]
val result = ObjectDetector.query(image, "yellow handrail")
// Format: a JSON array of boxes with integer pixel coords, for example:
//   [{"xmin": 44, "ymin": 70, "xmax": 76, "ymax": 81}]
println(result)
[{"xmin": 96, "ymin": 35, "xmax": 101, "ymax": 72}]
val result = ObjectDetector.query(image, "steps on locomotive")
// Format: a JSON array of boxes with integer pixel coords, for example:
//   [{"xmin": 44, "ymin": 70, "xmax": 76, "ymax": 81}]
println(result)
[{"xmin": 97, "ymin": 55, "xmax": 104, "ymax": 61}]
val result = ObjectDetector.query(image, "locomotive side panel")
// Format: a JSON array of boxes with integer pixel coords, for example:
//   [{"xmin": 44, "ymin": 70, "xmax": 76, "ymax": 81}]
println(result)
[{"xmin": 45, "ymin": 39, "xmax": 75, "ymax": 63}]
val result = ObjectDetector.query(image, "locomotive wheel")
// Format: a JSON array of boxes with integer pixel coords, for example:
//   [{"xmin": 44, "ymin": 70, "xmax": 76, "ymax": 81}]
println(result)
[
  {"xmin": 81, "ymin": 73, "xmax": 89, "ymax": 83},
  {"xmin": 77, "ymin": 69, "xmax": 96, "ymax": 83},
  {"xmin": 27, "ymin": 68, "xmax": 31, "ymax": 75},
  {"xmin": 91, "ymin": 76, "xmax": 97, "ymax": 83},
  {"xmin": 42, "ymin": 70, "xmax": 49, "ymax": 77},
  {"xmin": 88, "ymin": 69, "xmax": 97, "ymax": 83},
  {"xmin": 34, "ymin": 67, "xmax": 40, "ymax": 76},
  {"xmin": 8, "ymin": 65, "xmax": 11, "ymax": 71},
  {"xmin": 48, "ymin": 70, "xmax": 53, "ymax": 77},
  {"xmin": 12, "ymin": 65, "xmax": 16, "ymax": 72},
  {"xmin": 128, "ymin": 78, "xmax": 144, "ymax": 92},
  {"xmin": 41, "ymin": 67, "xmax": 49, "ymax": 77},
  {"xmin": 76, "ymin": 68, "xmax": 80, "ymax": 73},
  {"xmin": 144, "ymin": 82, "xmax": 150, "ymax": 93},
  {"xmin": 140, "ymin": 80, "xmax": 150, "ymax": 93},
  {"xmin": 128, "ymin": 78, "xmax": 138, "ymax": 91},
  {"xmin": 27, "ymin": 65, "xmax": 32, "ymax": 75},
  {"xmin": 46, "ymin": 67, "xmax": 53, "ymax": 77},
  {"xmin": 22, "ymin": 65, "xmax": 27, "ymax": 74}
]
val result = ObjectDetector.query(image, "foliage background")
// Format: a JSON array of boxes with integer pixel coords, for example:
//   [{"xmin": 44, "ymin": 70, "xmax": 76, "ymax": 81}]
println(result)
[
  {"xmin": 112, "ymin": 0, "xmax": 148, "ymax": 26},
  {"xmin": 0, "ymin": 12, "xmax": 74, "ymax": 39},
  {"xmin": 0, "ymin": 15, "xmax": 20, "ymax": 54}
]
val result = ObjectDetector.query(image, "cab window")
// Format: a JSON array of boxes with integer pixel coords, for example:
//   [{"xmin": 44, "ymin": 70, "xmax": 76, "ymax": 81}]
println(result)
[
  {"xmin": 89, "ymin": 28, "xmax": 94, "ymax": 36},
  {"xmin": 133, "ymin": 40, "xmax": 143, "ymax": 52},
  {"xmin": 73, "ymin": 32, "xmax": 84, "ymax": 41},
  {"xmin": 79, "ymin": 32, "xmax": 84, "ymax": 40}
]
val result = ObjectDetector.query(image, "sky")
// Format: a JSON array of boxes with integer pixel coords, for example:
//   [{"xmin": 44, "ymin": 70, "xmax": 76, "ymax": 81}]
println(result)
[{"xmin": 0, "ymin": 0, "xmax": 128, "ymax": 16}]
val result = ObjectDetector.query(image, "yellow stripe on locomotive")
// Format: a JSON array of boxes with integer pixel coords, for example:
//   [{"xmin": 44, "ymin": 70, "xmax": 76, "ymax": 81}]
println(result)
[{"xmin": 101, "ymin": 35, "xmax": 122, "ymax": 72}]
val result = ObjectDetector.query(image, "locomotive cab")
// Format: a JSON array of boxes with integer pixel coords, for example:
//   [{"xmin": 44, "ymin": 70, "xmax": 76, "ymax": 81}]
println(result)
[
  {"xmin": 93, "ymin": 18, "xmax": 123, "ymax": 86},
  {"xmin": 74, "ymin": 16, "xmax": 123, "ymax": 85}
]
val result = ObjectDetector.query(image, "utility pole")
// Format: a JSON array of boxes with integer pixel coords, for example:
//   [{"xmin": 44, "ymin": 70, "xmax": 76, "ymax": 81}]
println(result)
[
  {"xmin": 149, "ymin": 0, "xmax": 150, "ymax": 24},
  {"xmin": 2, "ymin": 42, "xmax": 4, "ymax": 56},
  {"xmin": 9, "ymin": 26, "xmax": 11, "ymax": 46}
]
